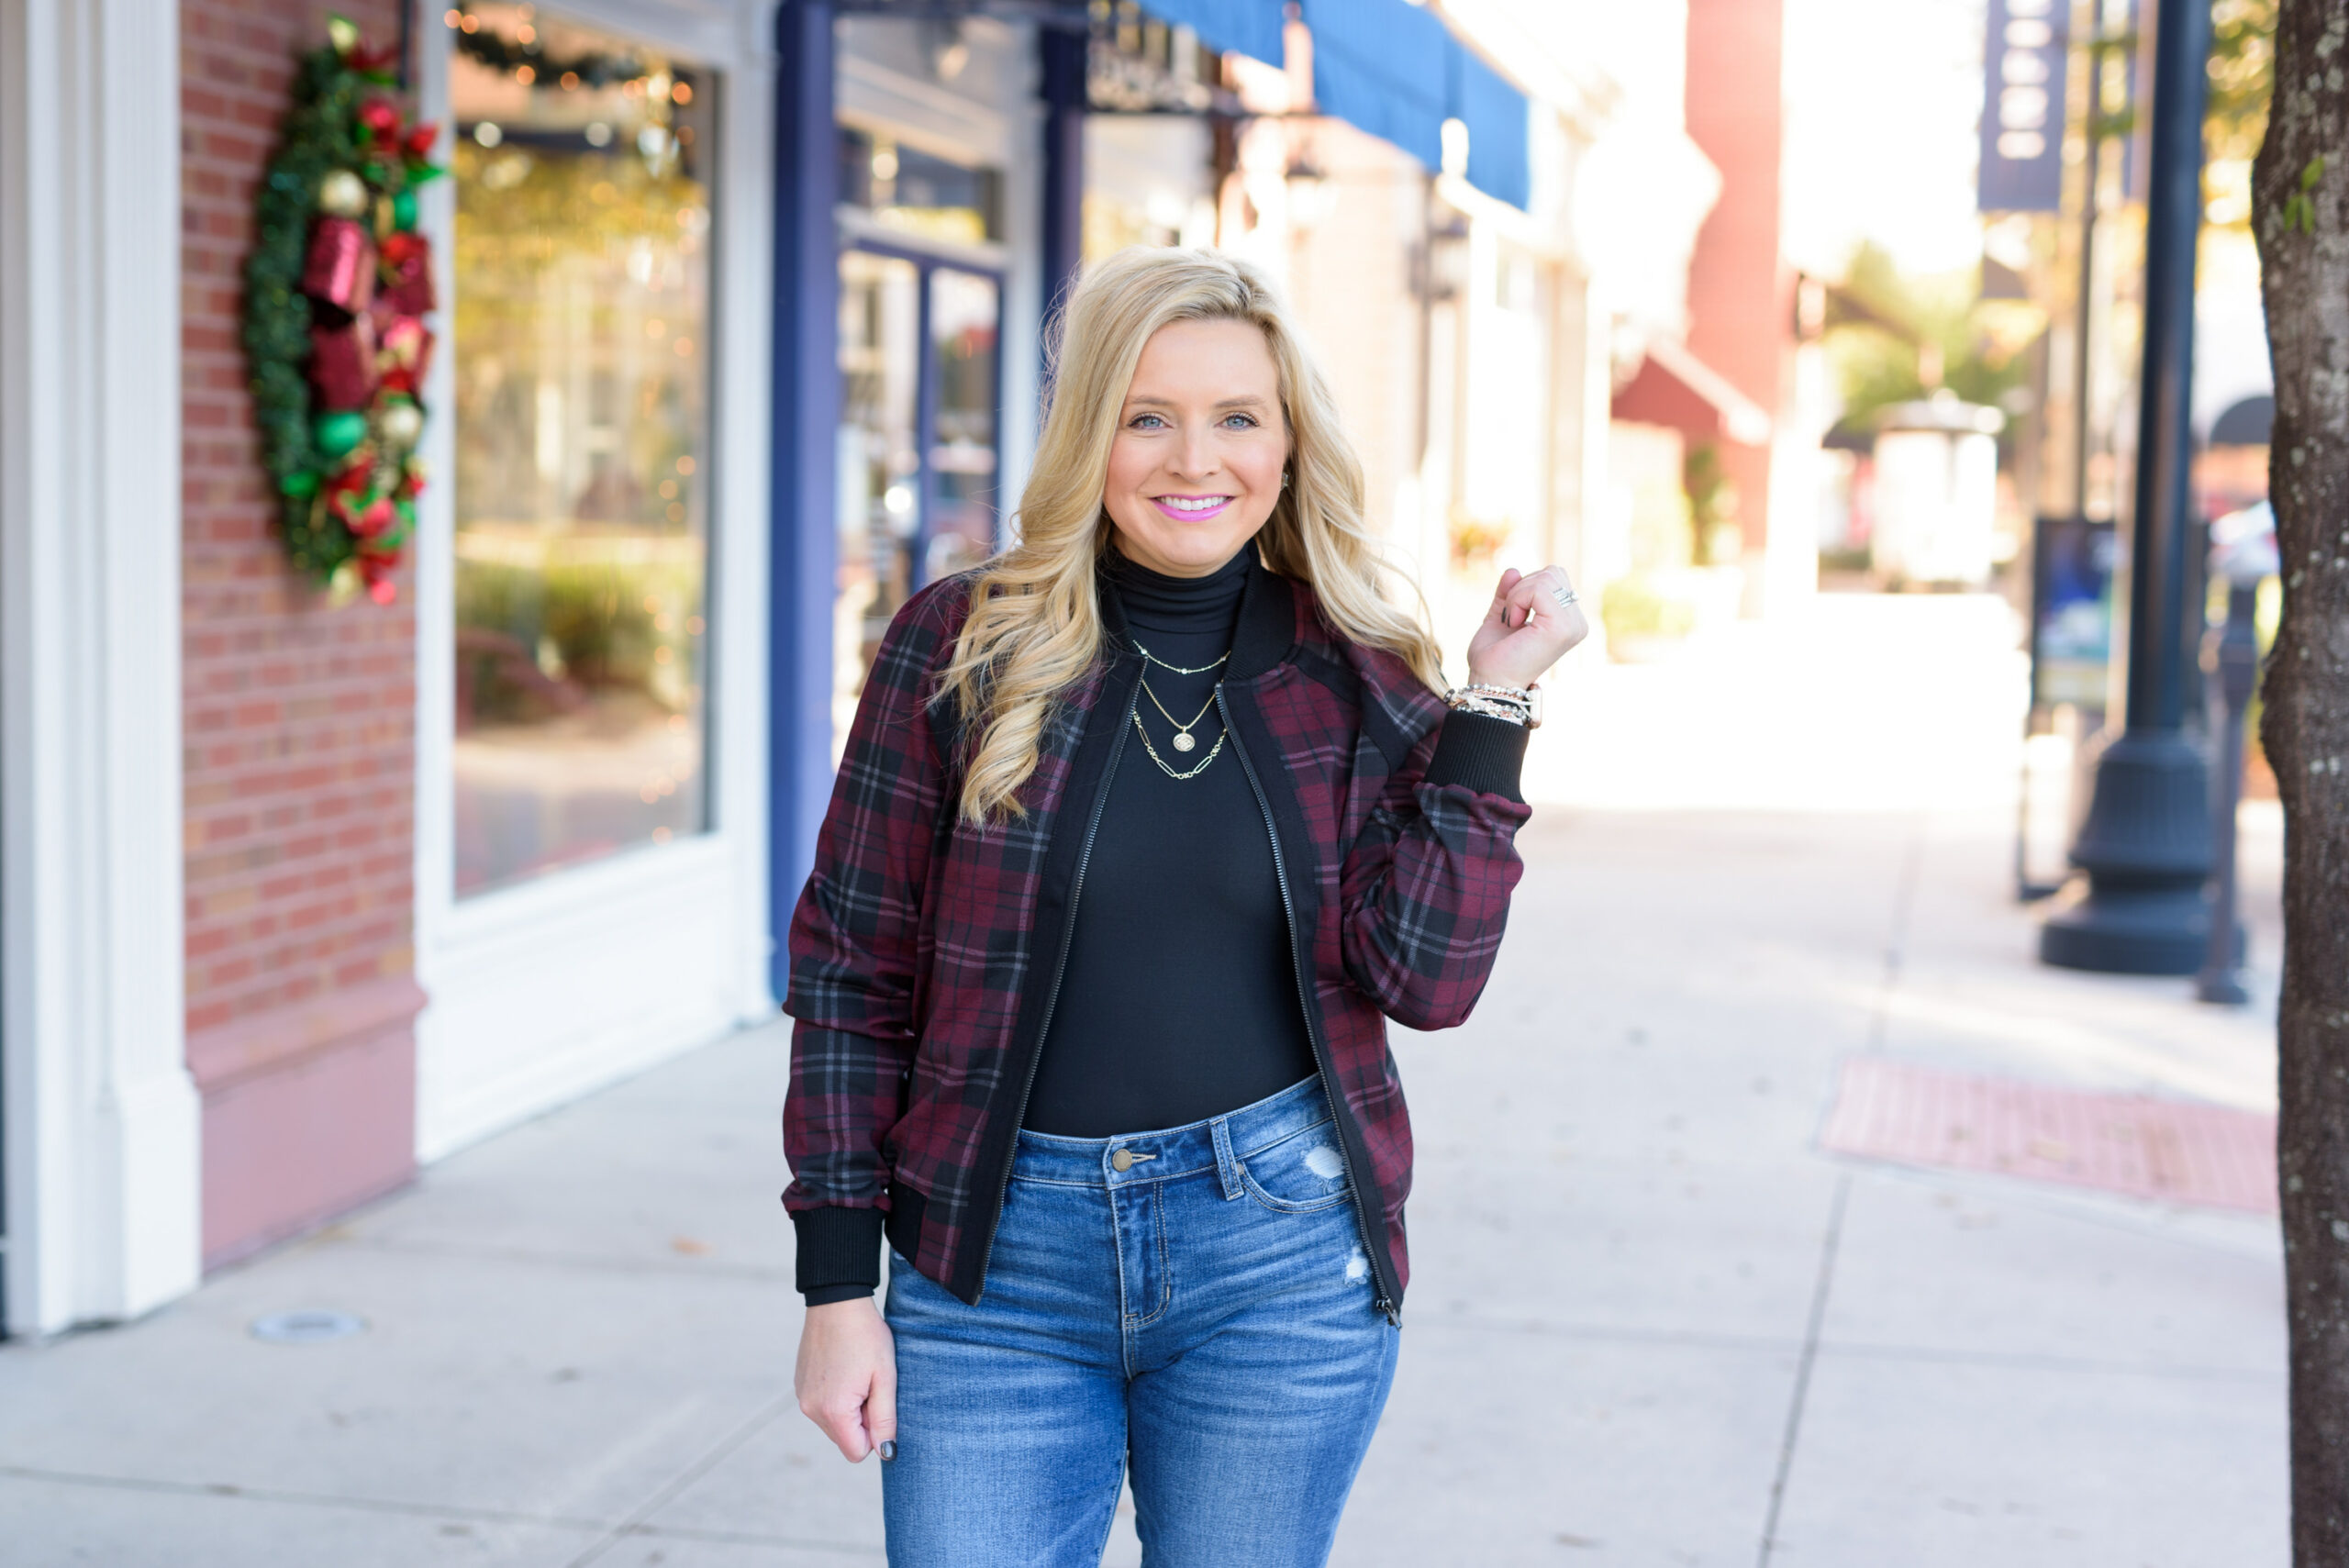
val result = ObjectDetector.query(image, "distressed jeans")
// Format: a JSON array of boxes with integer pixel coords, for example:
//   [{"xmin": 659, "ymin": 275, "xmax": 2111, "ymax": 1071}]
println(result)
[{"xmin": 881, "ymin": 1074, "xmax": 1400, "ymax": 1568}]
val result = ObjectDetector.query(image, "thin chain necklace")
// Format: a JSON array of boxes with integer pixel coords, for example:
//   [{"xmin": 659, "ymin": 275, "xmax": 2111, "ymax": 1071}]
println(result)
[
  {"xmin": 1139, "ymin": 674, "xmax": 1219, "ymax": 752},
  {"xmin": 1132, "ymin": 708, "xmax": 1227, "ymax": 780},
  {"xmin": 1125, "ymin": 637, "xmax": 1230, "ymax": 778},
  {"xmin": 1129, "ymin": 637, "xmax": 1230, "ymax": 676}
]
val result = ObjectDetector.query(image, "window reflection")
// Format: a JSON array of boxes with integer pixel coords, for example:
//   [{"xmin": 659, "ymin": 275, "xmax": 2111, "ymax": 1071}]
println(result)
[
  {"xmin": 450, "ymin": 5, "xmax": 715, "ymax": 897},
  {"xmin": 835, "ymin": 250, "xmax": 921, "ymax": 758},
  {"xmin": 832, "ymin": 250, "xmax": 1003, "ymax": 760},
  {"xmin": 926, "ymin": 267, "xmax": 999, "ymax": 583}
]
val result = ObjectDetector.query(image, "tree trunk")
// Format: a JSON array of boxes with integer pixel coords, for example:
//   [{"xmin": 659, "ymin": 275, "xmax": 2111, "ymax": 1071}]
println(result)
[{"xmin": 2255, "ymin": 6, "xmax": 2349, "ymax": 1560}]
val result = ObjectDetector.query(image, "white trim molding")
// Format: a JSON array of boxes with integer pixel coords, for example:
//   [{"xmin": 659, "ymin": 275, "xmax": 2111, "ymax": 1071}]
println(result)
[{"xmin": 0, "ymin": 0, "xmax": 199, "ymax": 1336}]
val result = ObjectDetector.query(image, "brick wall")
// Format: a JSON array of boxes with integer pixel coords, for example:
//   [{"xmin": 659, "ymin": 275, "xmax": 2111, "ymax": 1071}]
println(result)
[
  {"xmin": 1683, "ymin": 0, "xmax": 1791, "ymax": 555},
  {"xmin": 182, "ymin": 0, "xmax": 422, "ymax": 1266}
]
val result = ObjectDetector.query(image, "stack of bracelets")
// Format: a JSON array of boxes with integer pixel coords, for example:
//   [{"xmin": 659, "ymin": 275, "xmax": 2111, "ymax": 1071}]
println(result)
[{"xmin": 1443, "ymin": 682, "xmax": 1542, "ymax": 728}]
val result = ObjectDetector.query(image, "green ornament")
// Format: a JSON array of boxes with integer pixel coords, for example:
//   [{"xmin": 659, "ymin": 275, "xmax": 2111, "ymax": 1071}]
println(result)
[
  {"xmin": 391, "ymin": 188, "xmax": 417, "ymax": 230},
  {"xmin": 280, "ymin": 469, "xmax": 321, "ymax": 498},
  {"xmin": 314, "ymin": 410, "xmax": 368, "ymax": 458}
]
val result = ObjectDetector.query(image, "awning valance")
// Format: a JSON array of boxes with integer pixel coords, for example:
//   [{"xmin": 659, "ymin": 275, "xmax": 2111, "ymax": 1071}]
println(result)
[
  {"xmin": 1298, "ymin": 0, "xmax": 1530, "ymax": 209},
  {"xmin": 1140, "ymin": 0, "xmax": 1286, "ymax": 69}
]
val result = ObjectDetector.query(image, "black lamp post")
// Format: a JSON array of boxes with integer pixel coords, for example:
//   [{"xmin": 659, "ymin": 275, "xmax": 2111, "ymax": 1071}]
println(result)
[{"xmin": 2040, "ymin": 0, "xmax": 2215, "ymax": 973}]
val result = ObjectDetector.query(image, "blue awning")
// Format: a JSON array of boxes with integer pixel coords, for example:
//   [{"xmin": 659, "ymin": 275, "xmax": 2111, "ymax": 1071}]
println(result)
[
  {"xmin": 1141, "ymin": 0, "xmax": 1286, "ymax": 69},
  {"xmin": 1297, "ymin": 0, "xmax": 1531, "ymax": 209},
  {"xmin": 1451, "ymin": 40, "xmax": 1530, "ymax": 210},
  {"xmin": 1299, "ymin": 0, "xmax": 1450, "ymax": 171}
]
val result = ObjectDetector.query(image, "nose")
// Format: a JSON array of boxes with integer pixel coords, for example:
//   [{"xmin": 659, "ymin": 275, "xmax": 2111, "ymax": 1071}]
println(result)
[{"xmin": 1169, "ymin": 425, "xmax": 1219, "ymax": 482}]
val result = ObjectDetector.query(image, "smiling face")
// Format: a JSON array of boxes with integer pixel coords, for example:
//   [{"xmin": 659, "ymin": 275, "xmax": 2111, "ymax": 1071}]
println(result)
[{"xmin": 1100, "ymin": 317, "xmax": 1289, "ymax": 578}]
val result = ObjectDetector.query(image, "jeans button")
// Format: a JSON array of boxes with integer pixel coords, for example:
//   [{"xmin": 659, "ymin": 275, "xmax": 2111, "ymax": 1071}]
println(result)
[{"xmin": 1110, "ymin": 1148, "xmax": 1135, "ymax": 1173}]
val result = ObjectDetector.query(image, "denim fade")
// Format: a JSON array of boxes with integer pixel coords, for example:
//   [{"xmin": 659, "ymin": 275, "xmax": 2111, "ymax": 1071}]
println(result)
[{"xmin": 880, "ymin": 1075, "xmax": 1400, "ymax": 1568}]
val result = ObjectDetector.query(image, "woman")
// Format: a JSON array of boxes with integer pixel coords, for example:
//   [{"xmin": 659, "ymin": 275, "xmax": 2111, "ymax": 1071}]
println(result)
[{"xmin": 784, "ymin": 247, "xmax": 1586, "ymax": 1567}]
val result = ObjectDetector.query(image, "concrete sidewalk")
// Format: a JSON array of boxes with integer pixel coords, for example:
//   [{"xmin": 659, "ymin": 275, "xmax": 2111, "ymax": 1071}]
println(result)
[{"xmin": 0, "ymin": 595, "xmax": 2286, "ymax": 1565}]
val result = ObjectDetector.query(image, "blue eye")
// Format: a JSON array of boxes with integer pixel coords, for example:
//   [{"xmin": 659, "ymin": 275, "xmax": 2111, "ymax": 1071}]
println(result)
[
  {"xmin": 1129, "ymin": 412, "xmax": 1168, "ymax": 429},
  {"xmin": 1221, "ymin": 413, "xmax": 1259, "ymax": 429}
]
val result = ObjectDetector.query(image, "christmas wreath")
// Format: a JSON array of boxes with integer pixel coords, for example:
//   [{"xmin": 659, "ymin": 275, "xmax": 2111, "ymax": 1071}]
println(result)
[{"xmin": 241, "ymin": 16, "xmax": 443, "ymax": 605}]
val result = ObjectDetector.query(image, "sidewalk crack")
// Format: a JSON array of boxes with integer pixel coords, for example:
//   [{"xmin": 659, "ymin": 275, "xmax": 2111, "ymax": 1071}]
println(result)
[{"xmin": 1755, "ymin": 812, "xmax": 1927, "ymax": 1566}]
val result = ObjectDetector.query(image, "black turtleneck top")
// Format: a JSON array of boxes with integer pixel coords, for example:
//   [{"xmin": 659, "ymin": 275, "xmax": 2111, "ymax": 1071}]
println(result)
[{"xmin": 1022, "ymin": 547, "xmax": 1319, "ymax": 1137}]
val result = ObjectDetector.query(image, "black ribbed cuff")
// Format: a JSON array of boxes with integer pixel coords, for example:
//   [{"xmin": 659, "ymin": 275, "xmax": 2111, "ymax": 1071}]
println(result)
[
  {"xmin": 802, "ymin": 1282, "xmax": 878, "ymax": 1307},
  {"xmin": 1424, "ymin": 709, "xmax": 1530, "ymax": 803},
  {"xmin": 792, "ymin": 1206, "xmax": 886, "ymax": 1299}
]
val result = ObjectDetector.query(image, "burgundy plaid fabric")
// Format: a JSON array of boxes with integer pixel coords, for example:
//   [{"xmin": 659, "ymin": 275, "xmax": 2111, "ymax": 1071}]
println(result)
[{"xmin": 784, "ymin": 565, "xmax": 1529, "ymax": 1310}]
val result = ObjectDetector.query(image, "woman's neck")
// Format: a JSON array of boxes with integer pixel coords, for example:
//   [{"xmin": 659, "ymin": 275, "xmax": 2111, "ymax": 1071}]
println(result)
[{"xmin": 1107, "ymin": 542, "xmax": 1250, "ymax": 637}]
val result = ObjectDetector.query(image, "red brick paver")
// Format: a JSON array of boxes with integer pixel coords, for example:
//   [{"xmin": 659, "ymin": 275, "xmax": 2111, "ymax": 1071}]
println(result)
[{"xmin": 1820, "ymin": 1056, "xmax": 2278, "ymax": 1214}]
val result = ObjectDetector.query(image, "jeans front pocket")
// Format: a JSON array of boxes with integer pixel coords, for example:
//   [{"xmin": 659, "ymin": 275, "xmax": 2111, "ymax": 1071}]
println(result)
[{"xmin": 1237, "ymin": 1120, "xmax": 1353, "ymax": 1215}]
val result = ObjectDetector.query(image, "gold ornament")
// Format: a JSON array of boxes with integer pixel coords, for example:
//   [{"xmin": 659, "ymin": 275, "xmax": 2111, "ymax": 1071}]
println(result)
[
  {"xmin": 376, "ymin": 400, "xmax": 425, "ymax": 449},
  {"xmin": 317, "ymin": 169, "xmax": 369, "ymax": 217}
]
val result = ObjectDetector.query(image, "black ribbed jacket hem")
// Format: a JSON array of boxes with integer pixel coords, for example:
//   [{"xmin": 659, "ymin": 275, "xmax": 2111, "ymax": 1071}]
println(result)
[
  {"xmin": 793, "ymin": 1205, "xmax": 885, "ymax": 1302},
  {"xmin": 1424, "ymin": 709, "xmax": 1530, "ymax": 803}
]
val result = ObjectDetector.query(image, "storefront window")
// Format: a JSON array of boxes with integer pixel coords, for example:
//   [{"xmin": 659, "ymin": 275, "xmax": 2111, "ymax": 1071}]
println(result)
[
  {"xmin": 838, "ymin": 125, "xmax": 1002, "ymax": 244},
  {"xmin": 835, "ymin": 250, "xmax": 921, "ymax": 753},
  {"xmin": 832, "ymin": 250, "xmax": 1002, "ymax": 759},
  {"xmin": 926, "ymin": 267, "xmax": 1000, "ymax": 581},
  {"xmin": 448, "ymin": 5, "xmax": 714, "ymax": 897}
]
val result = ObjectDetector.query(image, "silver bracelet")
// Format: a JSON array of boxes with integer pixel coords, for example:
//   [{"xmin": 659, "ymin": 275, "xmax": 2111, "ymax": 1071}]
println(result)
[
  {"xmin": 1444, "ymin": 682, "xmax": 1544, "ymax": 729},
  {"xmin": 1450, "ymin": 694, "xmax": 1529, "ymax": 727}
]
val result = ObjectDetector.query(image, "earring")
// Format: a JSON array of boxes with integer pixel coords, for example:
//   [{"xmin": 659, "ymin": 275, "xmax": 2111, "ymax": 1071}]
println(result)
[{"xmin": 1281, "ymin": 471, "xmax": 1291, "ymax": 488}]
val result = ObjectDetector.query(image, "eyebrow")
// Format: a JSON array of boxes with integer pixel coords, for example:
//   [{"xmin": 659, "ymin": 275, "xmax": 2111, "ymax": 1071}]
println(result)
[{"xmin": 1122, "ymin": 395, "xmax": 1273, "ymax": 411}]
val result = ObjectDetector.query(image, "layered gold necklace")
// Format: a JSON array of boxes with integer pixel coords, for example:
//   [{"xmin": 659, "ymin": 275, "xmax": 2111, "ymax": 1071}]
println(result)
[{"xmin": 1130, "ymin": 639, "xmax": 1229, "ymax": 781}]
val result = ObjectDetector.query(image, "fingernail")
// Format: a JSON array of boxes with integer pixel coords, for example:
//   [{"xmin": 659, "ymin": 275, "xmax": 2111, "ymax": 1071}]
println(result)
[{"xmin": 877, "ymin": 1440, "xmax": 897, "ymax": 1462}]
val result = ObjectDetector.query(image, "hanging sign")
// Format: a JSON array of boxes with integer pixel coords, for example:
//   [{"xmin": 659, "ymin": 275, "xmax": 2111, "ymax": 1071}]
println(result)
[{"xmin": 1978, "ymin": 0, "xmax": 2070, "ymax": 212}]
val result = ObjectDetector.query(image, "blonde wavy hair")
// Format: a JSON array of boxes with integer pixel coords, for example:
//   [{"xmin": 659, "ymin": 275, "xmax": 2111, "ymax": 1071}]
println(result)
[{"xmin": 937, "ymin": 246, "xmax": 1442, "ymax": 825}]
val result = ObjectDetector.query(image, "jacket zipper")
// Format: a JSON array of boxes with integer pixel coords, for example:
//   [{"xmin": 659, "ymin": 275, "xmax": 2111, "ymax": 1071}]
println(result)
[
  {"xmin": 967, "ymin": 673, "xmax": 1140, "ymax": 1304},
  {"xmin": 1218, "ymin": 687, "xmax": 1404, "ymax": 1326}
]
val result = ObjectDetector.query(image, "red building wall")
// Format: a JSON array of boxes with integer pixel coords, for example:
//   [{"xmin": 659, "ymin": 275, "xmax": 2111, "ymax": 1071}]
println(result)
[
  {"xmin": 1683, "ymin": 0, "xmax": 1791, "ymax": 555},
  {"xmin": 181, "ymin": 0, "xmax": 421, "ymax": 1266}
]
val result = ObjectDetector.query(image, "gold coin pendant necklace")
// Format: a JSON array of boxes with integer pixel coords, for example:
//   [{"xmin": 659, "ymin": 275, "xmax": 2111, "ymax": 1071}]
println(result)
[{"xmin": 1130, "ymin": 639, "xmax": 1230, "ymax": 780}]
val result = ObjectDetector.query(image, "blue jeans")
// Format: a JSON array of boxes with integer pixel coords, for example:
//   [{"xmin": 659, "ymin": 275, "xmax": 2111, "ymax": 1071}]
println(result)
[{"xmin": 881, "ymin": 1075, "xmax": 1400, "ymax": 1568}]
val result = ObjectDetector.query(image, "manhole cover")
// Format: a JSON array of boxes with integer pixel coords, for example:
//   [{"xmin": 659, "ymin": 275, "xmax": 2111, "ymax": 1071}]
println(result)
[{"xmin": 250, "ymin": 1309, "xmax": 366, "ymax": 1345}]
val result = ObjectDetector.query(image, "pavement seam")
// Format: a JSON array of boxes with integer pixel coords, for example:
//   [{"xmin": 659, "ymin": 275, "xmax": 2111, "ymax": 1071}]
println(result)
[
  {"xmin": 562, "ymin": 1390, "xmax": 803, "ymax": 1567},
  {"xmin": 1755, "ymin": 812, "xmax": 1929, "ymax": 1567},
  {"xmin": 0, "ymin": 1461, "xmax": 887, "ymax": 1555},
  {"xmin": 0, "ymin": 1462, "xmax": 608, "ymax": 1534},
  {"xmin": 335, "ymin": 1230, "xmax": 795, "ymax": 1283},
  {"xmin": 1405, "ymin": 1314, "xmax": 2280, "ymax": 1381}
]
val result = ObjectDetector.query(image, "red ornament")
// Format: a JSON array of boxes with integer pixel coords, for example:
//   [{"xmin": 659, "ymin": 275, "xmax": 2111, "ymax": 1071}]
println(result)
[
  {"xmin": 301, "ymin": 217, "xmax": 375, "ymax": 312},
  {"xmin": 403, "ymin": 122, "xmax": 440, "ymax": 159},
  {"xmin": 308, "ymin": 317, "xmax": 378, "ymax": 410},
  {"xmin": 380, "ymin": 255, "xmax": 434, "ymax": 315},
  {"xmin": 374, "ymin": 312, "xmax": 430, "ymax": 377},
  {"xmin": 357, "ymin": 99, "xmax": 400, "ymax": 143}
]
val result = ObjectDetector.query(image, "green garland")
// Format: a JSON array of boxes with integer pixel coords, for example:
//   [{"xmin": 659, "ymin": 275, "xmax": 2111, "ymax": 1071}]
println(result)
[
  {"xmin": 451, "ymin": 17, "xmax": 650, "ymax": 89},
  {"xmin": 241, "ymin": 17, "xmax": 443, "ymax": 602}
]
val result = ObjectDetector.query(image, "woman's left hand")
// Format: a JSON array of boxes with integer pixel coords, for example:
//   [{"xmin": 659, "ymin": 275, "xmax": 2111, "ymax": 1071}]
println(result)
[{"xmin": 1465, "ymin": 565, "xmax": 1588, "ymax": 690}]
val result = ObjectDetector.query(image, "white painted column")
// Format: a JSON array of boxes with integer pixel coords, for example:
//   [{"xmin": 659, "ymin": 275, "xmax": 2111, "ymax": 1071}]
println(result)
[{"xmin": 0, "ymin": 0, "xmax": 200, "ymax": 1336}]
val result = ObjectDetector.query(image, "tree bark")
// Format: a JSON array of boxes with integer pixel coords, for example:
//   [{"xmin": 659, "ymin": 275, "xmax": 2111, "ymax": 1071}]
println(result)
[{"xmin": 2254, "ymin": 6, "xmax": 2349, "ymax": 1560}]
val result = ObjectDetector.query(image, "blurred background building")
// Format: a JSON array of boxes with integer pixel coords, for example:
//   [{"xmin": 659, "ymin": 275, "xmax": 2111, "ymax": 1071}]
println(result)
[
  {"xmin": 0, "ymin": 0, "xmax": 1721, "ymax": 1340},
  {"xmin": 0, "ymin": 0, "xmax": 2279, "ymax": 1336}
]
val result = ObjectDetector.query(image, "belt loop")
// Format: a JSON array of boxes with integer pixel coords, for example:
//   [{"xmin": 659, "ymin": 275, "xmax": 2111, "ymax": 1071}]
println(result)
[{"xmin": 1210, "ymin": 1116, "xmax": 1244, "ymax": 1201}]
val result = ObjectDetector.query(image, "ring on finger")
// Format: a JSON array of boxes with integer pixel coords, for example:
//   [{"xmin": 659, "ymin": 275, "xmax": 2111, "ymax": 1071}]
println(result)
[{"xmin": 1548, "ymin": 581, "xmax": 1578, "ymax": 609}]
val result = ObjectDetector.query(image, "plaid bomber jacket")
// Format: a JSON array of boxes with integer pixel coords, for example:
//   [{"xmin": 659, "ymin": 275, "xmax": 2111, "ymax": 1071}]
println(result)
[{"xmin": 782, "ymin": 553, "xmax": 1531, "ymax": 1320}]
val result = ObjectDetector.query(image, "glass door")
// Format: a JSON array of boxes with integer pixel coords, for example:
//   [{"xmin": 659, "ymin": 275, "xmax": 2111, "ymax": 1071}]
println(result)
[
  {"xmin": 832, "ymin": 250, "xmax": 1002, "ymax": 757},
  {"xmin": 447, "ymin": 3, "xmax": 716, "ymax": 898}
]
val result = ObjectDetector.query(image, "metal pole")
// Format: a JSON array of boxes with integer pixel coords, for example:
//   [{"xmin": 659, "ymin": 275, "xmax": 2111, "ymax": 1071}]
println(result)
[
  {"xmin": 1038, "ymin": 24, "xmax": 1087, "ymax": 340},
  {"xmin": 2072, "ymin": 96, "xmax": 2100, "ymax": 519},
  {"xmin": 2197, "ymin": 579, "xmax": 2257, "ymax": 1003},
  {"xmin": 2039, "ymin": 0, "xmax": 2216, "ymax": 974}
]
